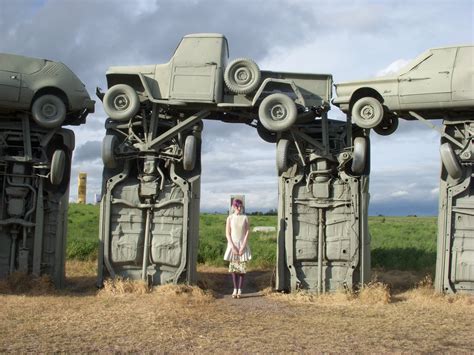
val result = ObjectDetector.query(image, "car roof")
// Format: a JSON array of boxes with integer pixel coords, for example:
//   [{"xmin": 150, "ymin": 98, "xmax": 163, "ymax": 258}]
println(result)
[
  {"xmin": 0, "ymin": 53, "xmax": 46, "ymax": 74},
  {"xmin": 429, "ymin": 44, "xmax": 473, "ymax": 51}
]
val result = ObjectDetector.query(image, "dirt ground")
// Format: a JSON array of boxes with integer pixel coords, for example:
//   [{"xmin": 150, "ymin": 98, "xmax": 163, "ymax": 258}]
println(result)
[{"xmin": 0, "ymin": 261, "xmax": 472, "ymax": 353}]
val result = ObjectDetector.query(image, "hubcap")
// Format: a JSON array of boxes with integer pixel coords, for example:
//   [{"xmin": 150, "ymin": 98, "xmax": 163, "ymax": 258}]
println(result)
[
  {"xmin": 234, "ymin": 67, "xmax": 251, "ymax": 85},
  {"xmin": 114, "ymin": 94, "xmax": 130, "ymax": 111},
  {"xmin": 42, "ymin": 103, "xmax": 57, "ymax": 118},
  {"xmin": 360, "ymin": 104, "xmax": 375, "ymax": 120},
  {"xmin": 270, "ymin": 104, "xmax": 287, "ymax": 121}
]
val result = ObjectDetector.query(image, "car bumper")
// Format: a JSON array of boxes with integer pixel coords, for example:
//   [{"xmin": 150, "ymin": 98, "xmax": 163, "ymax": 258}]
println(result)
[
  {"xmin": 332, "ymin": 96, "xmax": 350, "ymax": 112},
  {"xmin": 84, "ymin": 98, "xmax": 95, "ymax": 113}
]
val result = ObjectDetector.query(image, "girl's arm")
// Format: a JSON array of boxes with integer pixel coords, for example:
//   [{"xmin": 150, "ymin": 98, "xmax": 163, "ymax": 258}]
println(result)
[
  {"xmin": 226, "ymin": 215, "xmax": 239, "ymax": 254},
  {"xmin": 239, "ymin": 216, "xmax": 250, "ymax": 254}
]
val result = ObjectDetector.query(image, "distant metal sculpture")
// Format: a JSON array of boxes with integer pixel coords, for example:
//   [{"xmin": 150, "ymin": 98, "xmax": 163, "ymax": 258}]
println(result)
[
  {"xmin": 0, "ymin": 53, "xmax": 94, "ymax": 286},
  {"xmin": 77, "ymin": 172, "xmax": 87, "ymax": 204}
]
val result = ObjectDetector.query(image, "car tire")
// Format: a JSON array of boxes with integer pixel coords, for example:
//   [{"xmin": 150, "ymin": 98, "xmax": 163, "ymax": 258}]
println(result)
[
  {"xmin": 351, "ymin": 97, "xmax": 384, "ymax": 129},
  {"xmin": 351, "ymin": 137, "xmax": 368, "ymax": 175},
  {"xmin": 102, "ymin": 135, "xmax": 118, "ymax": 169},
  {"xmin": 259, "ymin": 93, "xmax": 297, "ymax": 132},
  {"xmin": 373, "ymin": 115, "xmax": 399, "ymax": 136},
  {"xmin": 440, "ymin": 142, "xmax": 462, "ymax": 180},
  {"xmin": 256, "ymin": 121, "xmax": 277, "ymax": 143},
  {"xmin": 183, "ymin": 135, "xmax": 197, "ymax": 171},
  {"xmin": 31, "ymin": 94, "xmax": 67, "ymax": 128},
  {"xmin": 103, "ymin": 84, "xmax": 140, "ymax": 121},
  {"xmin": 224, "ymin": 58, "xmax": 261, "ymax": 94},
  {"xmin": 276, "ymin": 139, "xmax": 290, "ymax": 174},
  {"xmin": 50, "ymin": 149, "xmax": 66, "ymax": 185}
]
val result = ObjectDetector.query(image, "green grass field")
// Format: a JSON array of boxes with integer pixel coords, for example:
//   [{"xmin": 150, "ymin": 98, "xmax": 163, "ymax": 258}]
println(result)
[{"xmin": 67, "ymin": 204, "xmax": 438, "ymax": 271}]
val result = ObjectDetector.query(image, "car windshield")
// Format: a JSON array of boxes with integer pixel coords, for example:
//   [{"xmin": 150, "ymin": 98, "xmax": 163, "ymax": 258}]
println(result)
[{"xmin": 396, "ymin": 50, "xmax": 431, "ymax": 74}]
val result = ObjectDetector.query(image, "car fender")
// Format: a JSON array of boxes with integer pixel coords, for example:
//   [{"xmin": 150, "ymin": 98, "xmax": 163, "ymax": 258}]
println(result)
[{"xmin": 251, "ymin": 78, "xmax": 304, "ymax": 107}]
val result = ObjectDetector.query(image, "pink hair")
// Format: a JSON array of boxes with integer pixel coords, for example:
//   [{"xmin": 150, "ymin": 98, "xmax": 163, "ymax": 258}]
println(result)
[{"xmin": 232, "ymin": 199, "xmax": 243, "ymax": 208}]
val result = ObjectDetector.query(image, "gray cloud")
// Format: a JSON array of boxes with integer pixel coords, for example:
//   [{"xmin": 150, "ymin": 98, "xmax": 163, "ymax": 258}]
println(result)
[{"xmin": 73, "ymin": 140, "xmax": 102, "ymax": 163}]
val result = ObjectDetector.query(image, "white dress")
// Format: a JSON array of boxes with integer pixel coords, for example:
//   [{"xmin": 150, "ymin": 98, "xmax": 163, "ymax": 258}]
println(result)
[{"xmin": 223, "ymin": 214, "xmax": 252, "ymax": 262}]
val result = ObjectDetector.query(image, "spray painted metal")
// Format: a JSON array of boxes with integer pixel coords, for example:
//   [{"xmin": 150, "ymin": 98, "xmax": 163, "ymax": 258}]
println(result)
[
  {"xmin": 97, "ymin": 33, "xmax": 346, "ymax": 290},
  {"xmin": 0, "ymin": 115, "xmax": 75, "ymax": 287},
  {"xmin": 0, "ymin": 54, "xmax": 93, "ymax": 287},
  {"xmin": 275, "ymin": 117, "xmax": 371, "ymax": 293},
  {"xmin": 77, "ymin": 172, "xmax": 87, "ymax": 204},
  {"xmin": 436, "ymin": 118, "xmax": 474, "ymax": 294},
  {"xmin": 96, "ymin": 109, "xmax": 204, "ymax": 286}
]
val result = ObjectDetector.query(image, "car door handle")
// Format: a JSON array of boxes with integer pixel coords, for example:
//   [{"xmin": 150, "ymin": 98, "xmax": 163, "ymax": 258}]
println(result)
[{"xmin": 438, "ymin": 71, "xmax": 450, "ymax": 74}]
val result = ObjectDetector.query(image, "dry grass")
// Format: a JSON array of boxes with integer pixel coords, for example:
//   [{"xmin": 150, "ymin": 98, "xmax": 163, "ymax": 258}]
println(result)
[
  {"xmin": 99, "ymin": 277, "xmax": 150, "ymax": 296},
  {"xmin": 0, "ymin": 261, "xmax": 472, "ymax": 353},
  {"xmin": 269, "ymin": 281, "xmax": 391, "ymax": 305},
  {"xmin": 0, "ymin": 272, "xmax": 55, "ymax": 295}
]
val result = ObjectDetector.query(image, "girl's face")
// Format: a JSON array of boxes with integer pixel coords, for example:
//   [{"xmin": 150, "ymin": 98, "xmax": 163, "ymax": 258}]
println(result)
[{"xmin": 234, "ymin": 205, "xmax": 242, "ymax": 214}]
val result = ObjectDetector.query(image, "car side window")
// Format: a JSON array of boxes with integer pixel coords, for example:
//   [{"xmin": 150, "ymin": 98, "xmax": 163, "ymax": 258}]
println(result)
[{"xmin": 411, "ymin": 48, "xmax": 456, "ymax": 72}]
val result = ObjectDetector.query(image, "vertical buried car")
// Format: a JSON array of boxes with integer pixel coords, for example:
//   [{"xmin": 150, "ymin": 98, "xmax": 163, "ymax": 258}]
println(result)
[
  {"xmin": 275, "ymin": 121, "xmax": 371, "ymax": 293},
  {"xmin": 436, "ymin": 119, "xmax": 474, "ymax": 294},
  {"xmin": 97, "ymin": 33, "xmax": 348, "ymax": 288},
  {"xmin": 0, "ymin": 53, "xmax": 94, "ymax": 286}
]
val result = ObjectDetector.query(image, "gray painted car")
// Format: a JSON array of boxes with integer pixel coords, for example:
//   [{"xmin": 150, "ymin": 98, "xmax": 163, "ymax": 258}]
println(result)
[
  {"xmin": 0, "ymin": 53, "xmax": 95, "ymax": 128},
  {"xmin": 100, "ymin": 33, "xmax": 332, "ymax": 134},
  {"xmin": 333, "ymin": 45, "xmax": 474, "ymax": 135}
]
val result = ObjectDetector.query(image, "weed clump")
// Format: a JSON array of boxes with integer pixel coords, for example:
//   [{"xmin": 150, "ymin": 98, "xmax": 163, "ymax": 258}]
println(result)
[{"xmin": 99, "ymin": 277, "xmax": 150, "ymax": 296}]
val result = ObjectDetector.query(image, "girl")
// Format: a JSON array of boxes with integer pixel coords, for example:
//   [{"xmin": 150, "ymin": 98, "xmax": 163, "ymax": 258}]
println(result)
[{"xmin": 223, "ymin": 199, "xmax": 251, "ymax": 298}]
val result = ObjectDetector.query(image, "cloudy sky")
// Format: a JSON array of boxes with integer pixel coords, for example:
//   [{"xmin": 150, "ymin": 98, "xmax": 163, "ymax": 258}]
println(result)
[{"xmin": 1, "ymin": 0, "xmax": 473, "ymax": 215}]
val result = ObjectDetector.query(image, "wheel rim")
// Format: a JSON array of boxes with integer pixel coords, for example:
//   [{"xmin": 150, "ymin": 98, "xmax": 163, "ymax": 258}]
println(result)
[
  {"xmin": 42, "ymin": 103, "xmax": 58, "ymax": 118},
  {"xmin": 113, "ymin": 93, "xmax": 130, "ymax": 111},
  {"xmin": 233, "ymin": 67, "xmax": 252, "ymax": 85},
  {"xmin": 270, "ymin": 104, "xmax": 287, "ymax": 121},
  {"xmin": 360, "ymin": 104, "xmax": 376, "ymax": 121}
]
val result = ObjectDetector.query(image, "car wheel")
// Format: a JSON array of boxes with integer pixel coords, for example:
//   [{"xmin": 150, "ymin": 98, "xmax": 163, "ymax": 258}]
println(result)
[
  {"xmin": 256, "ymin": 121, "xmax": 277, "ymax": 143},
  {"xmin": 183, "ymin": 135, "xmax": 197, "ymax": 171},
  {"xmin": 351, "ymin": 137, "xmax": 368, "ymax": 175},
  {"xmin": 224, "ymin": 58, "xmax": 261, "ymax": 94},
  {"xmin": 440, "ymin": 143, "xmax": 462, "ymax": 180},
  {"xmin": 31, "ymin": 94, "xmax": 67, "ymax": 128},
  {"xmin": 259, "ymin": 93, "xmax": 297, "ymax": 132},
  {"xmin": 50, "ymin": 150, "xmax": 66, "ymax": 185},
  {"xmin": 103, "ymin": 84, "xmax": 140, "ymax": 121},
  {"xmin": 276, "ymin": 139, "xmax": 290, "ymax": 174},
  {"xmin": 374, "ymin": 115, "xmax": 399, "ymax": 136},
  {"xmin": 351, "ymin": 97, "xmax": 384, "ymax": 129},
  {"xmin": 102, "ymin": 134, "xmax": 119, "ymax": 169}
]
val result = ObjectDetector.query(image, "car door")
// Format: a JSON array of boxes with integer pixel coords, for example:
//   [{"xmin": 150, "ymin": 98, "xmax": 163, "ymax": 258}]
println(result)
[
  {"xmin": 0, "ymin": 70, "xmax": 21, "ymax": 103},
  {"xmin": 452, "ymin": 46, "xmax": 474, "ymax": 102},
  {"xmin": 399, "ymin": 48, "xmax": 456, "ymax": 107}
]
